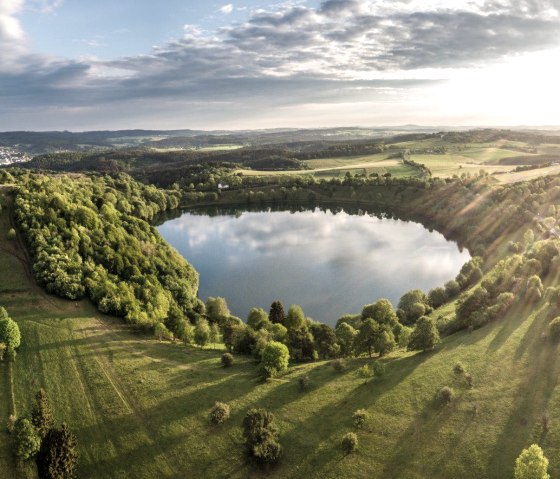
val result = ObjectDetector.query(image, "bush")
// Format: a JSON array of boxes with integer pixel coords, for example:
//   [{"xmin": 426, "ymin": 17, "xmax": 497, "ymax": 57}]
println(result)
[
  {"xmin": 438, "ymin": 386, "xmax": 455, "ymax": 405},
  {"xmin": 243, "ymin": 408, "xmax": 282, "ymax": 465},
  {"xmin": 453, "ymin": 362, "xmax": 465, "ymax": 375},
  {"xmin": 209, "ymin": 402, "xmax": 231, "ymax": 425},
  {"xmin": 352, "ymin": 409, "xmax": 369, "ymax": 429},
  {"xmin": 549, "ymin": 318, "xmax": 560, "ymax": 342},
  {"xmin": 298, "ymin": 375, "xmax": 310, "ymax": 391},
  {"xmin": 373, "ymin": 361, "xmax": 386, "ymax": 378},
  {"xmin": 331, "ymin": 359, "xmax": 346, "ymax": 372},
  {"xmin": 221, "ymin": 352, "xmax": 234, "ymax": 368},
  {"xmin": 7, "ymin": 228, "xmax": 16, "ymax": 240},
  {"xmin": 341, "ymin": 432, "xmax": 358, "ymax": 454},
  {"xmin": 357, "ymin": 364, "xmax": 373, "ymax": 382},
  {"xmin": 13, "ymin": 418, "xmax": 41, "ymax": 460},
  {"xmin": 261, "ymin": 341, "xmax": 290, "ymax": 378},
  {"xmin": 465, "ymin": 373, "xmax": 474, "ymax": 388},
  {"xmin": 6, "ymin": 414, "xmax": 16, "ymax": 433}
]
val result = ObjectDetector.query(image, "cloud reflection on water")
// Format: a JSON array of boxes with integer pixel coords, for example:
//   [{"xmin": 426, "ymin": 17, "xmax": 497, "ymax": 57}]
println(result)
[{"xmin": 158, "ymin": 208, "xmax": 471, "ymax": 325}]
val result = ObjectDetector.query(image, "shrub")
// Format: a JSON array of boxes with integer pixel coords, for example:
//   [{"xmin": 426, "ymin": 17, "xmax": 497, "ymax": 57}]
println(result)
[
  {"xmin": 209, "ymin": 402, "xmax": 231, "ymax": 425},
  {"xmin": 13, "ymin": 418, "xmax": 41, "ymax": 460},
  {"xmin": 331, "ymin": 359, "xmax": 346, "ymax": 372},
  {"xmin": 6, "ymin": 414, "xmax": 17, "ymax": 433},
  {"xmin": 352, "ymin": 409, "xmax": 369, "ymax": 429},
  {"xmin": 438, "ymin": 386, "xmax": 455, "ymax": 405},
  {"xmin": 453, "ymin": 362, "xmax": 465, "ymax": 375},
  {"xmin": 7, "ymin": 228, "xmax": 16, "ymax": 240},
  {"xmin": 357, "ymin": 364, "xmax": 373, "ymax": 382},
  {"xmin": 549, "ymin": 318, "xmax": 560, "ymax": 342},
  {"xmin": 221, "ymin": 352, "xmax": 234, "ymax": 368},
  {"xmin": 373, "ymin": 361, "xmax": 386, "ymax": 378},
  {"xmin": 298, "ymin": 375, "xmax": 310, "ymax": 391},
  {"xmin": 243, "ymin": 408, "xmax": 282, "ymax": 465},
  {"xmin": 341, "ymin": 432, "xmax": 358, "ymax": 454},
  {"xmin": 465, "ymin": 373, "xmax": 474, "ymax": 388}
]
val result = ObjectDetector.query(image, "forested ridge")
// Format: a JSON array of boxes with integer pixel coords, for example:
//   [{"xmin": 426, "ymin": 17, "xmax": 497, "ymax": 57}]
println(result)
[{"xmin": 12, "ymin": 172, "xmax": 201, "ymax": 327}]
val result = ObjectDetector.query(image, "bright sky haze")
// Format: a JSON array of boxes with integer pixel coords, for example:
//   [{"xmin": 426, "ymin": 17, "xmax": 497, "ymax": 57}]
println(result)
[{"xmin": 1, "ymin": 0, "xmax": 560, "ymax": 130}]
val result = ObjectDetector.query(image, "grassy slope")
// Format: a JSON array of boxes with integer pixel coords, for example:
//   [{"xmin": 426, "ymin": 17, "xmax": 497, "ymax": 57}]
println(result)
[{"xmin": 1, "ymin": 186, "xmax": 560, "ymax": 478}]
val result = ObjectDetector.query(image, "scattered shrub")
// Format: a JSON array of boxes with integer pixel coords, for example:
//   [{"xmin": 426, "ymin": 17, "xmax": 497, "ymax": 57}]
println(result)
[
  {"xmin": 341, "ymin": 432, "xmax": 358, "ymax": 454},
  {"xmin": 331, "ymin": 359, "xmax": 347, "ymax": 372},
  {"xmin": 298, "ymin": 375, "xmax": 310, "ymax": 391},
  {"xmin": 453, "ymin": 362, "xmax": 465, "ymax": 375},
  {"xmin": 372, "ymin": 361, "xmax": 386, "ymax": 378},
  {"xmin": 357, "ymin": 364, "xmax": 373, "ymax": 383},
  {"xmin": 221, "ymin": 352, "xmax": 234, "ymax": 368},
  {"xmin": 7, "ymin": 228, "xmax": 16, "ymax": 240},
  {"xmin": 209, "ymin": 402, "xmax": 231, "ymax": 425},
  {"xmin": 243, "ymin": 408, "xmax": 282, "ymax": 465},
  {"xmin": 6, "ymin": 414, "xmax": 17, "ymax": 434},
  {"xmin": 352, "ymin": 409, "xmax": 369, "ymax": 429},
  {"xmin": 465, "ymin": 373, "xmax": 474, "ymax": 388},
  {"xmin": 438, "ymin": 386, "xmax": 455, "ymax": 405}
]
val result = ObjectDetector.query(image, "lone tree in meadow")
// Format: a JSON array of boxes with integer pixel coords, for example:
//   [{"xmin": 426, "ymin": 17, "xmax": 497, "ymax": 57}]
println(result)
[
  {"xmin": 36, "ymin": 423, "xmax": 78, "ymax": 479},
  {"xmin": 514, "ymin": 444, "xmax": 550, "ymax": 479},
  {"xmin": 269, "ymin": 301, "xmax": 286, "ymax": 325},
  {"xmin": 243, "ymin": 408, "xmax": 282, "ymax": 466},
  {"xmin": 0, "ymin": 307, "xmax": 21, "ymax": 361},
  {"xmin": 407, "ymin": 316, "xmax": 440, "ymax": 352},
  {"xmin": 261, "ymin": 341, "xmax": 289, "ymax": 378},
  {"xmin": 31, "ymin": 388, "xmax": 55, "ymax": 439}
]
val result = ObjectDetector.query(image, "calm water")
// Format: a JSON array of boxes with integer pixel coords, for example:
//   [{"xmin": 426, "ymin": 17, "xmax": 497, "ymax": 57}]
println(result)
[{"xmin": 157, "ymin": 207, "xmax": 470, "ymax": 326}]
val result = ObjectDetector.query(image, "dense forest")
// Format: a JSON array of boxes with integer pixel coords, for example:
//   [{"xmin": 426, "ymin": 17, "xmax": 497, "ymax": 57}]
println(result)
[{"xmin": 11, "ymin": 172, "xmax": 201, "ymax": 328}]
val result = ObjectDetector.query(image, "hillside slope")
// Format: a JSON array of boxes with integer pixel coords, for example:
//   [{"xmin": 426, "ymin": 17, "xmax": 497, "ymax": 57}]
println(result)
[{"xmin": 1, "ymin": 184, "xmax": 560, "ymax": 478}]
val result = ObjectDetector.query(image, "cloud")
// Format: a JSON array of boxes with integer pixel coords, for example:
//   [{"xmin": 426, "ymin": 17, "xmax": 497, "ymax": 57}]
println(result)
[
  {"xmin": 1, "ymin": 0, "xmax": 560, "ymax": 129},
  {"xmin": 219, "ymin": 4, "xmax": 234, "ymax": 14}
]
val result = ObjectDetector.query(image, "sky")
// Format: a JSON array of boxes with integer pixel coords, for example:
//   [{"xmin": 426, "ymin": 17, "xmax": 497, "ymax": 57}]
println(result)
[{"xmin": 1, "ymin": 0, "xmax": 560, "ymax": 131}]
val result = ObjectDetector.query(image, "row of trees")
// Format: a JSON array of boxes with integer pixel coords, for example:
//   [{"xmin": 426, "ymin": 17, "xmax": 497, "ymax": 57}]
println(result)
[{"xmin": 9, "ymin": 389, "xmax": 78, "ymax": 479}]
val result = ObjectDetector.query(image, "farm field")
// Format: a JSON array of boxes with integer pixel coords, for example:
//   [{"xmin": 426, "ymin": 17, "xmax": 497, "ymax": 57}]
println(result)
[
  {"xmin": 236, "ymin": 141, "xmax": 555, "ymax": 181},
  {"xmin": 1, "ymin": 187, "xmax": 560, "ymax": 478}
]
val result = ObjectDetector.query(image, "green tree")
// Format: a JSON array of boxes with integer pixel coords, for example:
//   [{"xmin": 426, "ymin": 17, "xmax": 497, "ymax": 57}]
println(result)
[
  {"xmin": 154, "ymin": 322, "xmax": 171, "ymax": 341},
  {"xmin": 247, "ymin": 308, "xmax": 269, "ymax": 330},
  {"xmin": 176, "ymin": 319, "xmax": 194, "ymax": 345},
  {"xmin": 514, "ymin": 444, "xmax": 550, "ymax": 479},
  {"xmin": 13, "ymin": 418, "xmax": 41, "ymax": 460},
  {"xmin": 408, "ymin": 316, "xmax": 440, "ymax": 352},
  {"xmin": 206, "ymin": 297, "xmax": 230, "ymax": 324},
  {"xmin": 242, "ymin": 408, "xmax": 282, "ymax": 465},
  {"xmin": 194, "ymin": 319, "xmax": 211, "ymax": 348},
  {"xmin": 261, "ymin": 341, "xmax": 289, "ymax": 378},
  {"xmin": 269, "ymin": 301, "xmax": 286, "ymax": 325},
  {"xmin": 361, "ymin": 299, "xmax": 398, "ymax": 327},
  {"xmin": 335, "ymin": 322, "xmax": 357, "ymax": 357},
  {"xmin": 398, "ymin": 290, "xmax": 429, "ymax": 325},
  {"xmin": 36, "ymin": 423, "xmax": 78, "ymax": 479},
  {"xmin": 355, "ymin": 320, "xmax": 395, "ymax": 357},
  {"xmin": 428, "ymin": 287, "xmax": 447, "ymax": 308},
  {"xmin": 0, "ymin": 309, "xmax": 21, "ymax": 359},
  {"xmin": 31, "ymin": 389, "xmax": 55, "ymax": 439},
  {"xmin": 285, "ymin": 305, "xmax": 306, "ymax": 330},
  {"xmin": 310, "ymin": 323, "xmax": 339, "ymax": 359}
]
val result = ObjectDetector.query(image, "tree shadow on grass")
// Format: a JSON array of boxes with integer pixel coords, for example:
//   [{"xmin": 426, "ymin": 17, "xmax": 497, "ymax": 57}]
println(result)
[{"xmin": 486, "ymin": 308, "xmax": 560, "ymax": 478}]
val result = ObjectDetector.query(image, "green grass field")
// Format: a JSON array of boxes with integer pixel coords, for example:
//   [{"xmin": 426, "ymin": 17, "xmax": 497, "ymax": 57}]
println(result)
[{"xmin": 1, "ymin": 186, "xmax": 560, "ymax": 478}]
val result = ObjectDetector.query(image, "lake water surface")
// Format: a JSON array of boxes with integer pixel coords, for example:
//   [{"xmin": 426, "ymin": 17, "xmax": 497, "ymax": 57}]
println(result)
[{"xmin": 158, "ymin": 207, "xmax": 470, "ymax": 326}]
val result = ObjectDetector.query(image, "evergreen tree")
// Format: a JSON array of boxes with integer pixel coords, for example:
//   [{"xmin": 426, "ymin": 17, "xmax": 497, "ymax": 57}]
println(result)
[
  {"xmin": 36, "ymin": 423, "xmax": 78, "ymax": 479},
  {"xmin": 31, "ymin": 388, "xmax": 55, "ymax": 439},
  {"xmin": 269, "ymin": 301, "xmax": 286, "ymax": 325}
]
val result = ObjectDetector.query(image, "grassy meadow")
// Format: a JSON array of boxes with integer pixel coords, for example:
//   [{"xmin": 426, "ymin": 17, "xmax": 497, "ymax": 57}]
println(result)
[{"xmin": 1, "ymin": 185, "xmax": 560, "ymax": 478}]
